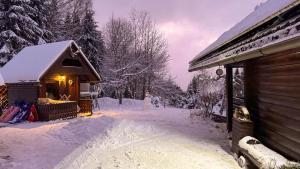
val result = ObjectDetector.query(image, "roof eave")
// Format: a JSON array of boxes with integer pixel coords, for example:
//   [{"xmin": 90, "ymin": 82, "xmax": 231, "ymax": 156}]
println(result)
[
  {"xmin": 189, "ymin": 34, "xmax": 300, "ymax": 72},
  {"xmin": 190, "ymin": 0, "xmax": 300, "ymax": 64}
]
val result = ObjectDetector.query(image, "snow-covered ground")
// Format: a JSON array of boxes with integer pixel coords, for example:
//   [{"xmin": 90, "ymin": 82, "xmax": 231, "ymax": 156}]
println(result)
[{"xmin": 0, "ymin": 98, "xmax": 239, "ymax": 169}]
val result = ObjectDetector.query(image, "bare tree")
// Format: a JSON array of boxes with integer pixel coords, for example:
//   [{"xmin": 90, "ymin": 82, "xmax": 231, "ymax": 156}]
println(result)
[
  {"xmin": 102, "ymin": 10, "xmax": 169, "ymax": 103},
  {"xmin": 103, "ymin": 17, "xmax": 134, "ymax": 104},
  {"xmin": 129, "ymin": 10, "xmax": 169, "ymax": 99}
]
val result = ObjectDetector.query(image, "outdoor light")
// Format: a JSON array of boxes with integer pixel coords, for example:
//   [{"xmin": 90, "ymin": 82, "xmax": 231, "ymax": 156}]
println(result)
[
  {"xmin": 58, "ymin": 75, "xmax": 66, "ymax": 81},
  {"xmin": 68, "ymin": 79, "xmax": 73, "ymax": 86},
  {"xmin": 56, "ymin": 75, "xmax": 66, "ymax": 85}
]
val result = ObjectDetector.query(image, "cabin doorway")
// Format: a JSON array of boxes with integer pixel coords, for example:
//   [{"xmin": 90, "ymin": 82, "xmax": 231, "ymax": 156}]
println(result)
[{"xmin": 45, "ymin": 82, "xmax": 60, "ymax": 100}]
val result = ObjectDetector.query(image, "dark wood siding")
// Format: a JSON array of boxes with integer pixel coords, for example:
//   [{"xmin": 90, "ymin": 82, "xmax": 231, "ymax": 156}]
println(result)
[
  {"xmin": 245, "ymin": 48, "xmax": 300, "ymax": 161},
  {"xmin": 7, "ymin": 83, "xmax": 39, "ymax": 106}
]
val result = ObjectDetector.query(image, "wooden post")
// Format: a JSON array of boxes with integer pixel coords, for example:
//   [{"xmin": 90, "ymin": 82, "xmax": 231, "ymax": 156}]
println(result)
[
  {"xmin": 39, "ymin": 80, "xmax": 46, "ymax": 98},
  {"xmin": 226, "ymin": 66, "xmax": 233, "ymax": 132}
]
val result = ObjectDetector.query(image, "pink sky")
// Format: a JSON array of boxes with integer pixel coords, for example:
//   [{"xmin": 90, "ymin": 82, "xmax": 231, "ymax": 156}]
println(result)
[{"xmin": 93, "ymin": 0, "xmax": 267, "ymax": 90}]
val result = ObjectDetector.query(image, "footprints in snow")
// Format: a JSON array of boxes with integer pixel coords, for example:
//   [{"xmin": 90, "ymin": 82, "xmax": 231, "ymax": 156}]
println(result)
[
  {"xmin": 113, "ymin": 156, "xmax": 121, "ymax": 168},
  {"xmin": 0, "ymin": 155, "xmax": 15, "ymax": 169}
]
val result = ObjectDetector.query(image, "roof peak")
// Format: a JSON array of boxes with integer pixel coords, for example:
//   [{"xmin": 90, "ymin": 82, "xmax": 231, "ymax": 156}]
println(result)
[{"xmin": 23, "ymin": 40, "xmax": 74, "ymax": 49}]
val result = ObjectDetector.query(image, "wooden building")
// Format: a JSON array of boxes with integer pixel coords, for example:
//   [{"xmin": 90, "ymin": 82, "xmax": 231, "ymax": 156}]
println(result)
[
  {"xmin": 189, "ymin": 0, "xmax": 300, "ymax": 161},
  {"xmin": 1, "ymin": 40, "xmax": 100, "ymax": 120}
]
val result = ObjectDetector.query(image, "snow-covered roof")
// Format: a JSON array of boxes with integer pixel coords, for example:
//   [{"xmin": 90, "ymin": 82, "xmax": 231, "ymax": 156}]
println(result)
[
  {"xmin": 189, "ymin": 15, "xmax": 300, "ymax": 70},
  {"xmin": 190, "ymin": 0, "xmax": 299, "ymax": 64},
  {"xmin": 1, "ymin": 40, "xmax": 101, "ymax": 83}
]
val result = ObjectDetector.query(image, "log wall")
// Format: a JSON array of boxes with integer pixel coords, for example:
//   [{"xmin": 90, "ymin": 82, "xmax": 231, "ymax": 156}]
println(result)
[
  {"xmin": 7, "ymin": 83, "xmax": 39, "ymax": 106},
  {"xmin": 245, "ymin": 48, "xmax": 300, "ymax": 161}
]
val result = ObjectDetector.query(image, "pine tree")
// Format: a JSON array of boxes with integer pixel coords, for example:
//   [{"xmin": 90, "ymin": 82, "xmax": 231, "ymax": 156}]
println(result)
[
  {"xmin": 29, "ymin": 0, "xmax": 52, "ymax": 43},
  {"xmin": 72, "ymin": 13, "xmax": 81, "ymax": 41},
  {"xmin": 187, "ymin": 76, "xmax": 199, "ymax": 94},
  {"xmin": 61, "ymin": 12, "xmax": 73, "ymax": 40},
  {"xmin": 0, "ymin": 0, "xmax": 51, "ymax": 66},
  {"xmin": 46, "ymin": 0, "xmax": 64, "ymax": 41},
  {"xmin": 77, "ymin": 9, "xmax": 104, "ymax": 72},
  {"xmin": 61, "ymin": 12, "xmax": 82, "ymax": 41}
]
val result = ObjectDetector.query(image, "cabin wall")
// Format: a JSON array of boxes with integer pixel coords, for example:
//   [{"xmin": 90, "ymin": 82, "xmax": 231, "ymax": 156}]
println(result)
[
  {"xmin": 245, "ymin": 47, "xmax": 300, "ymax": 161},
  {"xmin": 7, "ymin": 83, "xmax": 39, "ymax": 106}
]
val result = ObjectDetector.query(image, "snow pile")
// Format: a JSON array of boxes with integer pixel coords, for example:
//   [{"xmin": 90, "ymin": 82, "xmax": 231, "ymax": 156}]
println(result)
[
  {"xmin": 0, "ymin": 115, "xmax": 116, "ymax": 169},
  {"xmin": 212, "ymin": 99, "xmax": 225, "ymax": 117},
  {"xmin": 0, "ymin": 98, "xmax": 239, "ymax": 169},
  {"xmin": 98, "ymin": 97, "xmax": 144, "ymax": 110},
  {"xmin": 239, "ymin": 136, "xmax": 300, "ymax": 169}
]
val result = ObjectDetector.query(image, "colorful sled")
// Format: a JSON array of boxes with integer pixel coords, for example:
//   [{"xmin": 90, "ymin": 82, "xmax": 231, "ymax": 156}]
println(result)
[
  {"xmin": 2, "ymin": 107, "xmax": 20, "ymax": 123},
  {"xmin": 0, "ymin": 106, "xmax": 14, "ymax": 122},
  {"xmin": 9, "ymin": 103, "xmax": 31, "ymax": 124}
]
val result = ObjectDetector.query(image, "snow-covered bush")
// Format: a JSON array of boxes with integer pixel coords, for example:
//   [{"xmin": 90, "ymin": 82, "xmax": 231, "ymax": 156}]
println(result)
[
  {"xmin": 151, "ymin": 96, "xmax": 160, "ymax": 107},
  {"xmin": 186, "ymin": 70, "xmax": 225, "ymax": 117}
]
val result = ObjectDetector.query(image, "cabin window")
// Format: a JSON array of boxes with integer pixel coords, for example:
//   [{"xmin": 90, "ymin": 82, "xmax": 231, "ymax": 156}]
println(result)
[{"xmin": 62, "ymin": 59, "xmax": 82, "ymax": 67}]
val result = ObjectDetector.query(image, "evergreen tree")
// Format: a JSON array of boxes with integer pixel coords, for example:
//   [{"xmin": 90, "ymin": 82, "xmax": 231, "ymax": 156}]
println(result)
[
  {"xmin": 61, "ymin": 11, "xmax": 82, "ymax": 41},
  {"xmin": 77, "ymin": 9, "xmax": 104, "ymax": 72},
  {"xmin": 29, "ymin": 0, "xmax": 52, "ymax": 43},
  {"xmin": 46, "ymin": 0, "xmax": 64, "ymax": 41},
  {"xmin": 187, "ymin": 76, "xmax": 199, "ymax": 94},
  {"xmin": 61, "ymin": 12, "xmax": 73, "ymax": 40},
  {"xmin": 72, "ymin": 13, "xmax": 81, "ymax": 41},
  {"xmin": 0, "ymin": 0, "xmax": 50, "ymax": 66}
]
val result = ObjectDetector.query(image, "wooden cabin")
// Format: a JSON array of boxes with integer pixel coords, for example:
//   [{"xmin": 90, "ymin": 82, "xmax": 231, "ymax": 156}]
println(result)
[
  {"xmin": 189, "ymin": 0, "xmax": 300, "ymax": 161},
  {"xmin": 1, "ymin": 40, "xmax": 101, "ymax": 120}
]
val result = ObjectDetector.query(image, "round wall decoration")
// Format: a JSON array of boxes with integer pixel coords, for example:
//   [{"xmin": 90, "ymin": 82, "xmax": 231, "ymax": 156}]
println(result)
[{"xmin": 216, "ymin": 68, "xmax": 224, "ymax": 76}]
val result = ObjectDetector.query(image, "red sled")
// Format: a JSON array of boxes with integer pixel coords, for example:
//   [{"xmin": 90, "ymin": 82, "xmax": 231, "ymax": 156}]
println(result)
[{"xmin": 28, "ymin": 105, "xmax": 39, "ymax": 122}]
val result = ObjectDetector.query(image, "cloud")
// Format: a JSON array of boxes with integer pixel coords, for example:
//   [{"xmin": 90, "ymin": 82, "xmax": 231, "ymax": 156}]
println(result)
[
  {"xmin": 93, "ymin": 0, "xmax": 267, "ymax": 90},
  {"xmin": 157, "ymin": 19, "xmax": 220, "ymax": 89}
]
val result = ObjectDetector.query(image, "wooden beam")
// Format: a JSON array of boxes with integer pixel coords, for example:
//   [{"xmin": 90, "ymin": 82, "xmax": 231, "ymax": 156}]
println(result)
[{"xmin": 226, "ymin": 66, "xmax": 233, "ymax": 132}]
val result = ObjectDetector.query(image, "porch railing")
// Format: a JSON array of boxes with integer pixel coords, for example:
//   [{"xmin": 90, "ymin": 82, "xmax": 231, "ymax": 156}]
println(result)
[
  {"xmin": 79, "ymin": 99, "xmax": 92, "ymax": 116},
  {"xmin": 37, "ymin": 101, "xmax": 77, "ymax": 121}
]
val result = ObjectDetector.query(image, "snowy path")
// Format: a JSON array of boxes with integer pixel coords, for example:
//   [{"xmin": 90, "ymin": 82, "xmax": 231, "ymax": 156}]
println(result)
[{"xmin": 0, "ymin": 98, "xmax": 240, "ymax": 169}]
